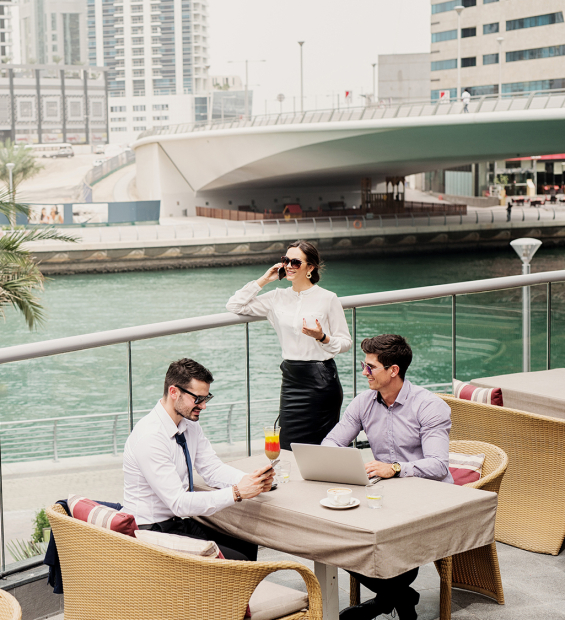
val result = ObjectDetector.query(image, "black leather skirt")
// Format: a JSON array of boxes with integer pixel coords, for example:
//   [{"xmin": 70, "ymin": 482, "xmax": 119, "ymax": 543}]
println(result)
[{"xmin": 279, "ymin": 358, "xmax": 343, "ymax": 451}]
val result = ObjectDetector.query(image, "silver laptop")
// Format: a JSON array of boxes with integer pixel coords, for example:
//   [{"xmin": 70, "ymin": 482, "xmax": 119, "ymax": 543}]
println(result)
[{"xmin": 291, "ymin": 443, "xmax": 381, "ymax": 486}]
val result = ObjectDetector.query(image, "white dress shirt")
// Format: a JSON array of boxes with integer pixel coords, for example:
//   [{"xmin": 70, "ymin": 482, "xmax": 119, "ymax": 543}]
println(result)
[
  {"xmin": 122, "ymin": 400, "xmax": 244, "ymax": 525},
  {"xmin": 226, "ymin": 281, "xmax": 352, "ymax": 361}
]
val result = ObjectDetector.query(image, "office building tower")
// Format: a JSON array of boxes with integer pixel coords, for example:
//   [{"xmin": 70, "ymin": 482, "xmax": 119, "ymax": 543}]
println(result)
[
  {"xmin": 87, "ymin": 0, "xmax": 211, "ymax": 143},
  {"xmin": 19, "ymin": 0, "xmax": 87, "ymax": 65},
  {"xmin": 430, "ymin": 0, "xmax": 565, "ymax": 100},
  {"xmin": 0, "ymin": 1, "xmax": 21, "ymax": 63}
]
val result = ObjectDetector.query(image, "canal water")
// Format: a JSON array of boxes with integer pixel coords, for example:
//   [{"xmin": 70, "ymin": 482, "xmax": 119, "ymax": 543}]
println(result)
[{"xmin": 1, "ymin": 246, "xmax": 564, "ymax": 459}]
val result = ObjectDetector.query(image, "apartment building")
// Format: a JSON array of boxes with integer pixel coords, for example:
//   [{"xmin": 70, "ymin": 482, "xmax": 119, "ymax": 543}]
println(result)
[
  {"xmin": 430, "ymin": 0, "xmax": 565, "ymax": 100},
  {"xmin": 88, "ymin": 0, "xmax": 210, "ymax": 144},
  {"xmin": 0, "ymin": 1, "xmax": 21, "ymax": 63}
]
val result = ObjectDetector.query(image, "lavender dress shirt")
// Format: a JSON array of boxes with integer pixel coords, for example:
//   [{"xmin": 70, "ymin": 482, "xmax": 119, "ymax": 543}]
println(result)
[{"xmin": 322, "ymin": 379, "xmax": 453, "ymax": 483}]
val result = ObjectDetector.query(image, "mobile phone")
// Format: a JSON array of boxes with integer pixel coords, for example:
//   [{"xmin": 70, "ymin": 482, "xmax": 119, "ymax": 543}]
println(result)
[{"xmin": 278, "ymin": 267, "xmax": 286, "ymax": 280}]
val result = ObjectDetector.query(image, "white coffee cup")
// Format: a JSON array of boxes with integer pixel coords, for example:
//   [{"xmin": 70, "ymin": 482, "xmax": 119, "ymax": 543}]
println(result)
[{"xmin": 327, "ymin": 487, "xmax": 353, "ymax": 506}]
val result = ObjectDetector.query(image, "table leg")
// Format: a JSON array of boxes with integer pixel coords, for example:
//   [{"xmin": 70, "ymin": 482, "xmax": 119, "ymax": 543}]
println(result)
[{"xmin": 314, "ymin": 561, "xmax": 339, "ymax": 620}]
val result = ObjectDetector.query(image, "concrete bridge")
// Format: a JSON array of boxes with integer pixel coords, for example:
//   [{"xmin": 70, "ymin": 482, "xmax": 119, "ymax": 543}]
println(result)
[{"xmin": 132, "ymin": 91, "xmax": 565, "ymax": 217}]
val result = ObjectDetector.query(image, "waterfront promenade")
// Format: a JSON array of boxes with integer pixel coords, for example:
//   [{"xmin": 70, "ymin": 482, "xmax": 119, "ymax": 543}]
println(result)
[
  {"xmin": 5, "ymin": 448, "xmax": 564, "ymax": 620},
  {"xmin": 26, "ymin": 204, "xmax": 565, "ymax": 274}
]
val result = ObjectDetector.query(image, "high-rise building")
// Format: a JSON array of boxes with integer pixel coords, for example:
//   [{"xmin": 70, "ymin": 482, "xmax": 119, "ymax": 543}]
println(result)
[
  {"xmin": 430, "ymin": 0, "xmax": 565, "ymax": 100},
  {"xmin": 0, "ymin": 1, "xmax": 21, "ymax": 63},
  {"xmin": 19, "ymin": 0, "xmax": 87, "ymax": 65},
  {"xmin": 87, "ymin": 0, "xmax": 211, "ymax": 143}
]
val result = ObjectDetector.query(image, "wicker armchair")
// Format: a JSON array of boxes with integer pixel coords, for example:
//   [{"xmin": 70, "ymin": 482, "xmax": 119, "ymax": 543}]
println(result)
[
  {"xmin": 47, "ymin": 504, "xmax": 322, "ymax": 620},
  {"xmin": 440, "ymin": 394, "xmax": 565, "ymax": 555},
  {"xmin": 0, "ymin": 590, "xmax": 21, "ymax": 620},
  {"xmin": 349, "ymin": 440, "xmax": 508, "ymax": 620}
]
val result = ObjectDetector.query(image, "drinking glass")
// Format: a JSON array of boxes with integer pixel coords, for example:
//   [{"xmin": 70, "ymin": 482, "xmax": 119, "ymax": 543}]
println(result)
[
  {"xmin": 264, "ymin": 426, "xmax": 281, "ymax": 464},
  {"xmin": 366, "ymin": 484, "xmax": 384, "ymax": 509},
  {"xmin": 276, "ymin": 460, "xmax": 291, "ymax": 484}
]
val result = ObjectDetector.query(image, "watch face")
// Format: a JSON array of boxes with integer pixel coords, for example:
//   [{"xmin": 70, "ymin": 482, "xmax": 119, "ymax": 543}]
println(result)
[{"xmin": 392, "ymin": 462, "xmax": 401, "ymax": 473}]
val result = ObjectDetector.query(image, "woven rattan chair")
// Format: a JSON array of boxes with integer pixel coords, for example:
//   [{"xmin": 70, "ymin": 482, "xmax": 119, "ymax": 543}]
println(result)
[
  {"xmin": 440, "ymin": 394, "xmax": 565, "ymax": 555},
  {"xmin": 47, "ymin": 504, "xmax": 322, "ymax": 620},
  {"xmin": 0, "ymin": 590, "xmax": 21, "ymax": 620},
  {"xmin": 349, "ymin": 439, "xmax": 508, "ymax": 620}
]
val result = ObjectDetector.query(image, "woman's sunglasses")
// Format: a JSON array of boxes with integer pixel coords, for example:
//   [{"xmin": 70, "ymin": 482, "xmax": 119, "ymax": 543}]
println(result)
[{"xmin": 281, "ymin": 256, "xmax": 304, "ymax": 269}]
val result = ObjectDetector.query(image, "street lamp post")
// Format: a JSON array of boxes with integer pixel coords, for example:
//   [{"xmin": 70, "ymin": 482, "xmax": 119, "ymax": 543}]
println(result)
[
  {"xmin": 6, "ymin": 162, "xmax": 15, "ymax": 230},
  {"xmin": 455, "ymin": 6, "xmax": 464, "ymax": 101},
  {"xmin": 497, "ymin": 37, "xmax": 504, "ymax": 99},
  {"xmin": 298, "ymin": 41, "xmax": 305, "ymax": 113},
  {"xmin": 510, "ymin": 238, "xmax": 543, "ymax": 372},
  {"xmin": 372, "ymin": 63, "xmax": 376, "ymax": 102}
]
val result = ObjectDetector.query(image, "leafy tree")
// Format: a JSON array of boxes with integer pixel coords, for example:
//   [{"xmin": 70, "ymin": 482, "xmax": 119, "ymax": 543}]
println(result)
[
  {"xmin": 0, "ymin": 193, "xmax": 76, "ymax": 329},
  {"xmin": 0, "ymin": 139, "xmax": 44, "ymax": 195}
]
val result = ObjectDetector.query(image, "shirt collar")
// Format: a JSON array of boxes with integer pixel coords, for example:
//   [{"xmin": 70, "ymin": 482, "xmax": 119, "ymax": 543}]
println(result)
[
  {"xmin": 290, "ymin": 284, "xmax": 318, "ymax": 297},
  {"xmin": 155, "ymin": 399, "xmax": 188, "ymax": 438},
  {"xmin": 376, "ymin": 379, "xmax": 411, "ymax": 407}
]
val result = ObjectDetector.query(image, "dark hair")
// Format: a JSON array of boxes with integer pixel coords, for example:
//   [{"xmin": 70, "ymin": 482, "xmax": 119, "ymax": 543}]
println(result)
[
  {"xmin": 361, "ymin": 335, "xmax": 413, "ymax": 380},
  {"xmin": 163, "ymin": 358, "xmax": 214, "ymax": 396},
  {"xmin": 287, "ymin": 240, "xmax": 324, "ymax": 284}
]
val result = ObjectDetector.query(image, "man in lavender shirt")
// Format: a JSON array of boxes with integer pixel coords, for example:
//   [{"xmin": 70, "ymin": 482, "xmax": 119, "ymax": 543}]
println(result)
[{"xmin": 322, "ymin": 334, "xmax": 453, "ymax": 620}]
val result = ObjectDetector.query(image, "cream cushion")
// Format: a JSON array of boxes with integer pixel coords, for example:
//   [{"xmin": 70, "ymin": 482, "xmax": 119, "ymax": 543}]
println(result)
[
  {"xmin": 249, "ymin": 580, "xmax": 308, "ymax": 620},
  {"xmin": 135, "ymin": 529, "xmax": 220, "ymax": 557}
]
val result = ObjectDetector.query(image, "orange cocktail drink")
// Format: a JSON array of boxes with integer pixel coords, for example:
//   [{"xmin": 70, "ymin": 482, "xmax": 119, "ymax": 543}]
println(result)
[{"xmin": 264, "ymin": 426, "xmax": 281, "ymax": 461}]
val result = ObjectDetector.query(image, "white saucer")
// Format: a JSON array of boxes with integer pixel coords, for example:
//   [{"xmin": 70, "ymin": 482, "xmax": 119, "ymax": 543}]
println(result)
[{"xmin": 320, "ymin": 497, "xmax": 360, "ymax": 510}]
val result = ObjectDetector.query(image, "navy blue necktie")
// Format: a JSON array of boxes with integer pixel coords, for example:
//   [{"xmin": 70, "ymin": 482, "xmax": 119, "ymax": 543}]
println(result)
[{"xmin": 175, "ymin": 432, "xmax": 194, "ymax": 492}]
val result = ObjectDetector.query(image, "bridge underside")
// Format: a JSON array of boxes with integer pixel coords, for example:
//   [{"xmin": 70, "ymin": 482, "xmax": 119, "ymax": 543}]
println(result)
[{"xmin": 133, "ymin": 110, "xmax": 565, "ymax": 215}]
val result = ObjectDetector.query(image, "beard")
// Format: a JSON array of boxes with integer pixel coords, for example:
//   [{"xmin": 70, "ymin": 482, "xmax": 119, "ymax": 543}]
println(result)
[{"xmin": 174, "ymin": 403, "xmax": 201, "ymax": 422}]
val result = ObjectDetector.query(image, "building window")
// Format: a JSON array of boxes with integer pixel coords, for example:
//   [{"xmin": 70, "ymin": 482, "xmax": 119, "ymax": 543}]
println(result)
[
  {"xmin": 483, "ymin": 22, "xmax": 499, "ymax": 34},
  {"xmin": 484, "ymin": 0, "xmax": 498, "ymax": 3},
  {"xmin": 91, "ymin": 101, "xmax": 103, "ymax": 117},
  {"xmin": 110, "ymin": 106, "xmax": 126, "ymax": 112},
  {"xmin": 52, "ymin": 45, "xmax": 58, "ymax": 52},
  {"xmin": 133, "ymin": 105, "xmax": 146, "ymax": 111},
  {"xmin": 132, "ymin": 37, "xmax": 144, "ymax": 45},
  {"xmin": 152, "ymin": 104, "xmax": 168, "ymax": 110},
  {"xmin": 483, "ymin": 53, "xmax": 499, "ymax": 65},
  {"xmin": 431, "ymin": 58, "xmax": 457, "ymax": 71},
  {"xmin": 153, "ymin": 115, "xmax": 168, "ymax": 120},
  {"xmin": 506, "ymin": 12, "xmax": 564, "ymax": 31},
  {"xmin": 132, "ymin": 26, "xmax": 143, "ymax": 34},
  {"xmin": 506, "ymin": 45, "xmax": 565, "ymax": 63},
  {"xmin": 111, "ymin": 127, "xmax": 127, "ymax": 132},
  {"xmin": 133, "ymin": 126, "xmax": 146, "ymax": 130},
  {"xmin": 431, "ymin": 29, "xmax": 457, "ymax": 43},
  {"xmin": 133, "ymin": 59, "xmax": 144, "ymax": 66},
  {"xmin": 132, "ymin": 16, "xmax": 144, "ymax": 23},
  {"xmin": 133, "ymin": 116, "xmax": 146, "ymax": 121},
  {"xmin": 44, "ymin": 100, "xmax": 59, "ymax": 119},
  {"xmin": 111, "ymin": 117, "xmax": 127, "ymax": 122},
  {"xmin": 462, "ymin": 57, "xmax": 477, "ymax": 67},
  {"xmin": 131, "ymin": 5, "xmax": 143, "ymax": 12},
  {"xmin": 132, "ymin": 48, "xmax": 144, "ymax": 56},
  {"xmin": 18, "ymin": 100, "xmax": 34, "ymax": 119},
  {"xmin": 432, "ymin": 0, "xmax": 475, "ymax": 14},
  {"xmin": 51, "ymin": 13, "xmax": 56, "ymax": 30},
  {"xmin": 63, "ymin": 13, "xmax": 81, "ymax": 65},
  {"xmin": 133, "ymin": 69, "xmax": 145, "ymax": 77},
  {"xmin": 69, "ymin": 100, "xmax": 83, "ymax": 119},
  {"xmin": 461, "ymin": 27, "xmax": 476, "ymax": 38},
  {"xmin": 502, "ymin": 78, "xmax": 565, "ymax": 94}
]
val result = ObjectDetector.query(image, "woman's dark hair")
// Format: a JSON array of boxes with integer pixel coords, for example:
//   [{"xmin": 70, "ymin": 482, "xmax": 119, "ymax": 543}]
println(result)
[
  {"xmin": 164, "ymin": 358, "xmax": 214, "ymax": 396},
  {"xmin": 287, "ymin": 240, "xmax": 324, "ymax": 284},
  {"xmin": 361, "ymin": 335, "xmax": 413, "ymax": 380}
]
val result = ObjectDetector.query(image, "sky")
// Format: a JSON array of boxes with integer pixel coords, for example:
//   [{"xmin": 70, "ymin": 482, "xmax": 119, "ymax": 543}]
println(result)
[{"xmin": 208, "ymin": 0, "xmax": 431, "ymax": 115}]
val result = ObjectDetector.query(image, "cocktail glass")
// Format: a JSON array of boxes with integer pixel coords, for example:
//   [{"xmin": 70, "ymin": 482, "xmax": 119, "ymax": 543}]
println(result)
[{"xmin": 264, "ymin": 426, "xmax": 281, "ymax": 463}]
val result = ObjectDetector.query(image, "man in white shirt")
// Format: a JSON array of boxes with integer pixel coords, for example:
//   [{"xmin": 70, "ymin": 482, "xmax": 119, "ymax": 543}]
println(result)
[{"xmin": 122, "ymin": 358, "xmax": 275, "ymax": 560}]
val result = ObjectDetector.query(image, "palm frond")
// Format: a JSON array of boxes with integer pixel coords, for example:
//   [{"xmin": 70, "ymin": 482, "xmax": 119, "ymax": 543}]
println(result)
[{"xmin": 0, "ymin": 268, "xmax": 46, "ymax": 329}]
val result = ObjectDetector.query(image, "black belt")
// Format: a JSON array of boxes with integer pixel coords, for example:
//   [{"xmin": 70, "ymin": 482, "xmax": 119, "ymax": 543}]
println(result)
[{"xmin": 138, "ymin": 516, "xmax": 188, "ymax": 530}]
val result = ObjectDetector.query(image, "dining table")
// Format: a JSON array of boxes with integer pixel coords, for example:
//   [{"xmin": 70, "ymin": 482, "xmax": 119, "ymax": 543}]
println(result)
[{"xmin": 195, "ymin": 450, "xmax": 498, "ymax": 620}]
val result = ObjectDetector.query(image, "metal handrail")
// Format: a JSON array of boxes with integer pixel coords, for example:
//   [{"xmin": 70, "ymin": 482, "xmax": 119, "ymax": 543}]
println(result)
[
  {"xmin": 0, "ymin": 270, "xmax": 564, "ymax": 364},
  {"xmin": 135, "ymin": 88, "xmax": 565, "ymax": 141}
]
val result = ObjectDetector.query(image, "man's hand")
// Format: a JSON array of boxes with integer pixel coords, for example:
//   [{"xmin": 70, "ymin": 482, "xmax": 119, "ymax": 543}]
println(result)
[
  {"xmin": 237, "ymin": 465, "xmax": 276, "ymax": 499},
  {"xmin": 365, "ymin": 460, "xmax": 396, "ymax": 479}
]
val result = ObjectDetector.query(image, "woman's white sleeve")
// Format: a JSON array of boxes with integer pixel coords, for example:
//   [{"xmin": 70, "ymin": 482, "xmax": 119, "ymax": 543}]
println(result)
[
  {"xmin": 320, "ymin": 294, "xmax": 352, "ymax": 355},
  {"xmin": 226, "ymin": 281, "xmax": 275, "ymax": 317}
]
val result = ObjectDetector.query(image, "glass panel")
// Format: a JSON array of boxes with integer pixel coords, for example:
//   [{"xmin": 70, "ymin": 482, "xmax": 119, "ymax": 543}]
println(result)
[{"xmin": 550, "ymin": 282, "xmax": 565, "ymax": 368}]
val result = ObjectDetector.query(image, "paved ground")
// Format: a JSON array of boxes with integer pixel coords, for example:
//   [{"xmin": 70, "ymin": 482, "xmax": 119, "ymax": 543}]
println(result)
[
  {"xmin": 91, "ymin": 164, "xmax": 139, "ymax": 203},
  {"xmin": 4, "ymin": 452, "xmax": 565, "ymax": 620}
]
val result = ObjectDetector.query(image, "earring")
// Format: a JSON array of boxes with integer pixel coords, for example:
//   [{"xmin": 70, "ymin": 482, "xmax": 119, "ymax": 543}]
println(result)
[{"xmin": 307, "ymin": 272, "xmax": 312, "ymax": 279}]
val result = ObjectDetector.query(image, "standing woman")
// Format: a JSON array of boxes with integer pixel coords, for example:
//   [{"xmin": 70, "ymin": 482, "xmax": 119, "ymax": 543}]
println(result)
[{"xmin": 226, "ymin": 240, "xmax": 352, "ymax": 450}]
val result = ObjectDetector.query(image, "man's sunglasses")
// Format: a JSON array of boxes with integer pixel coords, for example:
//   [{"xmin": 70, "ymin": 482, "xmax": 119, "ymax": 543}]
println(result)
[
  {"xmin": 281, "ymin": 256, "xmax": 304, "ymax": 269},
  {"xmin": 360, "ymin": 361, "xmax": 391, "ymax": 376},
  {"xmin": 175, "ymin": 385, "xmax": 214, "ymax": 404}
]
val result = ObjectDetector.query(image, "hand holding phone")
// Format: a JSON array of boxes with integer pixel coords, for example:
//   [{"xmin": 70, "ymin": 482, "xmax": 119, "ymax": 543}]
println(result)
[{"xmin": 278, "ymin": 267, "xmax": 286, "ymax": 280}]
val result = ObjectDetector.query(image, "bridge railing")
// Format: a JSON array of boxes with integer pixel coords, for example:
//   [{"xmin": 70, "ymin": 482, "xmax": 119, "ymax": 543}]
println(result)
[{"xmin": 136, "ymin": 89, "xmax": 565, "ymax": 140}]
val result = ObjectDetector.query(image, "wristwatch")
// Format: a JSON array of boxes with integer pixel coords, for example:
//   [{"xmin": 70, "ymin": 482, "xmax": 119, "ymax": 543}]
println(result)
[{"xmin": 391, "ymin": 462, "xmax": 401, "ymax": 478}]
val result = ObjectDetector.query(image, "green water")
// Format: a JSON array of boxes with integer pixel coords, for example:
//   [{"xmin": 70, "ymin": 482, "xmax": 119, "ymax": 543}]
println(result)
[{"xmin": 1, "ymin": 247, "xmax": 564, "ymax": 456}]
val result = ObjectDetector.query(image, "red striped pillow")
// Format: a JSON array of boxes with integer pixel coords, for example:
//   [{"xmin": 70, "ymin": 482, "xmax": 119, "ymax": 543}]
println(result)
[
  {"xmin": 68, "ymin": 494, "xmax": 138, "ymax": 537},
  {"xmin": 452, "ymin": 379, "xmax": 503, "ymax": 406}
]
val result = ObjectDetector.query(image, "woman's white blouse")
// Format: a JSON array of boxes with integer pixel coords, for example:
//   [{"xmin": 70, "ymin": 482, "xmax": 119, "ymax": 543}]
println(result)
[{"xmin": 226, "ymin": 281, "xmax": 352, "ymax": 361}]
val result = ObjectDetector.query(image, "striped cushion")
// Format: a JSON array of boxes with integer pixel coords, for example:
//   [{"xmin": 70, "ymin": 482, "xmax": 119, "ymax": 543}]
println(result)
[
  {"xmin": 449, "ymin": 451, "xmax": 485, "ymax": 485},
  {"xmin": 452, "ymin": 379, "xmax": 503, "ymax": 406},
  {"xmin": 68, "ymin": 494, "xmax": 138, "ymax": 537}
]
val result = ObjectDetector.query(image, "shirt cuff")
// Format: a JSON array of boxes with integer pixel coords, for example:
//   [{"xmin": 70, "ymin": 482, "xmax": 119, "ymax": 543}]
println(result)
[{"xmin": 400, "ymin": 462, "xmax": 415, "ymax": 478}]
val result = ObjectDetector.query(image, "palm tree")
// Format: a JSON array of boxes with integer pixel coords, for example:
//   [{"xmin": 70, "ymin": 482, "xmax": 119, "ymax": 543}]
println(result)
[
  {"xmin": 0, "ymin": 139, "xmax": 44, "ymax": 195},
  {"xmin": 0, "ymin": 193, "xmax": 76, "ymax": 329}
]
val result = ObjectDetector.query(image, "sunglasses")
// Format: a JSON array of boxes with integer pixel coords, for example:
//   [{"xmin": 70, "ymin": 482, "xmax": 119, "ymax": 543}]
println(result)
[
  {"xmin": 281, "ymin": 256, "xmax": 305, "ymax": 269},
  {"xmin": 175, "ymin": 385, "xmax": 214, "ymax": 405},
  {"xmin": 360, "ymin": 361, "xmax": 391, "ymax": 376}
]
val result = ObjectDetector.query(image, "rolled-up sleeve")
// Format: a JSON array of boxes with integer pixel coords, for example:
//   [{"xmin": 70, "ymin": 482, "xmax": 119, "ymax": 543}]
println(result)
[
  {"xmin": 400, "ymin": 399, "xmax": 452, "ymax": 482},
  {"xmin": 320, "ymin": 294, "xmax": 352, "ymax": 356},
  {"xmin": 226, "ymin": 281, "xmax": 275, "ymax": 317}
]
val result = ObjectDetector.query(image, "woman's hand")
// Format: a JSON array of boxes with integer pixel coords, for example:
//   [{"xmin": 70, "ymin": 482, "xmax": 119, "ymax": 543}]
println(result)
[
  {"xmin": 302, "ymin": 318, "xmax": 325, "ymax": 341},
  {"xmin": 257, "ymin": 263, "xmax": 283, "ymax": 288}
]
